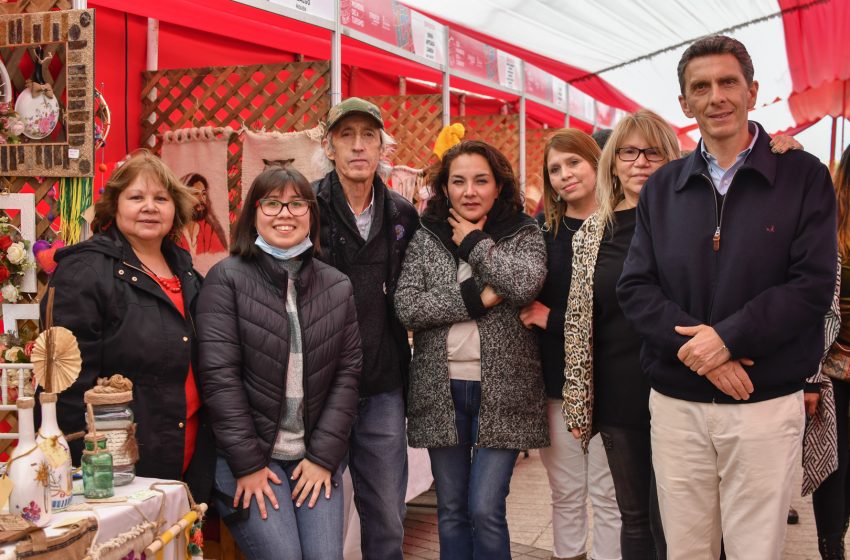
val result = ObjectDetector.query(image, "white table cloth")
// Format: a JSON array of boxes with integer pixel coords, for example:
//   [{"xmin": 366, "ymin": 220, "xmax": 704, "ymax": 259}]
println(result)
[{"xmin": 0, "ymin": 476, "xmax": 191, "ymax": 560}]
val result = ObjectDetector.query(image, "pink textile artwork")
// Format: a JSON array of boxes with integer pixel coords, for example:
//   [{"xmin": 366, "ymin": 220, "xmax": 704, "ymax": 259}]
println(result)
[{"xmin": 161, "ymin": 127, "xmax": 234, "ymax": 275}]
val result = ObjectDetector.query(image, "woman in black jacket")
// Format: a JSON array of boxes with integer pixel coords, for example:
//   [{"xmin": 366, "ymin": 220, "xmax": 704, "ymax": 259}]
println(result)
[
  {"xmin": 47, "ymin": 150, "xmax": 215, "ymax": 503},
  {"xmin": 197, "ymin": 166, "xmax": 361, "ymax": 560}
]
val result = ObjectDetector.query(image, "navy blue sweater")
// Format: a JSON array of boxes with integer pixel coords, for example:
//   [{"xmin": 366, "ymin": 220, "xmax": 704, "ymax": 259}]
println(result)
[{"xmin": 617, "ymin": 122, "xmax": 836, "ymax": 404}]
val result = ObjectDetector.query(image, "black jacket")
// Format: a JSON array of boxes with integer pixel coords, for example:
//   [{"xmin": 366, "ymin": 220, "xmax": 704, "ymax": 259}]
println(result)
[
  {"xmin": 46, "ymin": 227, "xmax": 215, "ymax": 502},
  {"xmin": 617, "ymin": 122, "xmax": 837, "ymax": 403},
  {"xmin": 196, "ymin": 251, "xmax": 362, "ymax": 478},
  {"xmin": 313, "ymin": 170, "xmax": 419, "ymax": 397}
]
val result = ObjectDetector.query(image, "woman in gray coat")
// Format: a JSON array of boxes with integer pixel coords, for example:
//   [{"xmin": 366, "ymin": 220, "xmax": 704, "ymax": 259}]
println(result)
[{"xmin": 395, "ymin": 140, "xmax": 548, "ymax": 560}]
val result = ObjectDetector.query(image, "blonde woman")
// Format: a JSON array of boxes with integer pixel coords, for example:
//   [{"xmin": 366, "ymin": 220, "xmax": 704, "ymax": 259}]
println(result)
[{"xmin": 564, "ymin": 110, "xmax": 680, "ymax": 558}]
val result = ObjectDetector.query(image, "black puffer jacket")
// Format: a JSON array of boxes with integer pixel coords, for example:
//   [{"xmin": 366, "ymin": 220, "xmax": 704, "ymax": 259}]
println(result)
[
  {"xmin": 46, "ymin": 227, "xmax": 215, "ymax": 503},
  {"xmin": 196, "ymin": 251, "xmax": 362, "ymax": 478}
]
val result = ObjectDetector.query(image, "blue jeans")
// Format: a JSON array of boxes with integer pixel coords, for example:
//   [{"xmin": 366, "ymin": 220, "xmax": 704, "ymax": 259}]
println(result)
[
  {"xmin": 348, "ymin": 387, "xmax": 408, "ymax": 560},
  {"xmin": 213, "ymin": 456, "xmax": 343, "ymax": 560},
  {"xmin": 599, "ymin": 426, "xmax": 666, "ymax": 560},
  {"xmin": 428, "ymin": 380, "xmax": 519, "ymax": 560}
]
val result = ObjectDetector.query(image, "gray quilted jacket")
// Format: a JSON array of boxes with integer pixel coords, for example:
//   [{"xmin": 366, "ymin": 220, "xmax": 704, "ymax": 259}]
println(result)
[{"xmin": 395, "ymin": 215, "xmax": 549, "ymax": 450}]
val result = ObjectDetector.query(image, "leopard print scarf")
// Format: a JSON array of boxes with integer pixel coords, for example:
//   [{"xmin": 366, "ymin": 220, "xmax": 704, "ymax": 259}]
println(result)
[{"xmin": 562, "ymin": 210, "xmax": 605, "ymax": 453}]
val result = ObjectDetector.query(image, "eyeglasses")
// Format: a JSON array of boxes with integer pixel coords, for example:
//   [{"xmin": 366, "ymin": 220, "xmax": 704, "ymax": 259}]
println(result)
[
  {"xmin": 616, "ymin": 147, "xmax": 665, "ymax": 162},
  {"xmin": 255, "ymin": 198, "xmax": 310, "ymax": 217}
]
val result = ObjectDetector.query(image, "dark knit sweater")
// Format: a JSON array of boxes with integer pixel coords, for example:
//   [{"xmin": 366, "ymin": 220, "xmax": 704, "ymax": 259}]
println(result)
[{"xmin": 536, "ymin": 215, "xmax": 584, "ymax": 399}]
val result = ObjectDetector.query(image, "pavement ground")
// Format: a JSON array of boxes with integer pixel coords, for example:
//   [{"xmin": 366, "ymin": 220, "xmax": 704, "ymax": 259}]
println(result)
[{"xmin": 403, "ymin": 449, "xmax": 837, "ymax": 560}]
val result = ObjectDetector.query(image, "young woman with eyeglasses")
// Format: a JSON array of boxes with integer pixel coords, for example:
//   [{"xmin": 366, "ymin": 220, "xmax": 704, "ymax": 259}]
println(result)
[
  {"xmin": 519, "ymin": 128, "xmax": 622, "ymax": 560},
  {"xmin": 563, "ymin": 110, "xmax": 680, "ymax": 559},
  {"xmin": 196, "ymin": 166, "xmax": 362, "ymax": 559}
]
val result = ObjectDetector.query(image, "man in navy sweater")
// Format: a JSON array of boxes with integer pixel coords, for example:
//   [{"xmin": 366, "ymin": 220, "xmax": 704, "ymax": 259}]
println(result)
[{"xmin": 617, "ymin": 35, "xmax": 836, "ymax": 559}]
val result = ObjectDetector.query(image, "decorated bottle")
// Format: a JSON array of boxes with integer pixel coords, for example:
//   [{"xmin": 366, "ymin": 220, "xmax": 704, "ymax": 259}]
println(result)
[
  {"xmin": 84, "ymin": 376, "xmax": 136, "ymax": 486},
  {"xmin": 36, "ymin": 392, "xmax": 73, "ymax": 511},
  {"xmin": 8, "ymin": 397, "xmax": 52, "ymax": 527},
  {"xmin": 81, "ymin": 433, "xmax": 114, "ymax": 499}
]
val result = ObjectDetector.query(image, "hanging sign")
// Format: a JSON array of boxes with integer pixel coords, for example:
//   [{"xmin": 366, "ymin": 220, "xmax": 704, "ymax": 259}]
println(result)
[
  {"xmin": 496, "ymin": 51, "xmax": 521, "ymax": 91},
  {"xmin": 264, "ymin": 0, "xmax": 335, "ymax": 21},
  {"xmin": 410, "ymin": 10, "xmax": 445, "ymax": 65},
  {"xmin": 524, "ymin": 63, "xmax": 552, "ymax": 101},
  {"xmin": 569, "ymin": 86, "xmax": 596, "ymax": 124},
  {"xmin": 553, "ymin": 79, "xmax": 568, "ymax": 109},
  {"xmin": 341, "ymin": 0, "xmax": 409, "ymax": 49},
  {"xmin": 448, "ymin": 29, "xmax": 497, "ymax": 82}
]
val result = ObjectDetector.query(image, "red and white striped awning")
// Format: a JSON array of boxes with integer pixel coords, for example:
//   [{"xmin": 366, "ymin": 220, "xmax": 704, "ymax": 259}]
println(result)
[{"xmin": 402, "ymin": 0, "xmax": 850, "ymax": 143}]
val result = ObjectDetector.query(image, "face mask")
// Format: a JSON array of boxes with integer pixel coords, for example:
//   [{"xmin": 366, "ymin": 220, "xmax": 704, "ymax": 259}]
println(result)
[{"xmin": 254, "ymin": 234, "xmax": 312, "ymax": 260}]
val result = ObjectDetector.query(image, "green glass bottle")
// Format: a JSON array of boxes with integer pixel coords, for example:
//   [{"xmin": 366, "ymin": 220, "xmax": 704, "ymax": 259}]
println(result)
[{"xmin": 81, "ymin": 434, "xmax": 114, "ymax": 499}]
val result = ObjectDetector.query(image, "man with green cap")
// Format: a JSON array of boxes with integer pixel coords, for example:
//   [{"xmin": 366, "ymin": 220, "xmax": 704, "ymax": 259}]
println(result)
[{"xmin": 313, "ymin": 97, "xmax": 419, "ymax": 558}]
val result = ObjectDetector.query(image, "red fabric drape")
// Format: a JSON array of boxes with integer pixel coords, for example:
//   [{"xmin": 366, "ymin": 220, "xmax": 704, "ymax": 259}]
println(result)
[{"xmin": 780, "ymin": 0, "xmax": 850, "ymax": 126}]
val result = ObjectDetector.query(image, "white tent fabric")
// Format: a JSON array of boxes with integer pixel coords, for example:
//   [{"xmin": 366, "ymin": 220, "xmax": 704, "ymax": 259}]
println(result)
[{"xmin": 402, "ymin": 0, "xmax": 799, "ymax": 134}]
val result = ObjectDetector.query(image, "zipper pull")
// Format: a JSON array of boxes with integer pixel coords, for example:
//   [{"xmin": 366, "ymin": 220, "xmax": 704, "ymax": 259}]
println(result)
[{"xmin": 713, "ymin": 227, "xmax": 721, "ymax": 252}]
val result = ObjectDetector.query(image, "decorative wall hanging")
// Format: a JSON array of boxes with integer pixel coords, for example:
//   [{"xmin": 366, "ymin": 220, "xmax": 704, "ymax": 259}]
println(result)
[
  {"xmin": 0, "ymin": 217, "xmax": 36, "ymax": 303},
  {"xmin": 0, "ymin": 56, "xmax": 10, "ymax": 104},
  {"xmin": 14, "ymin": 46, "xmax": 60, "ymax": 140},
  {"xmin": 0, "ymin": 9, "xmax": 96, "ymax": 177},
  {"xmin": 241, "ymin": 125, "xmax": 326, "ymax": 202},
  {"xmin": 0, "ymin": 193, "xmax": 37, "ymax": 296},
  {"xmin": 161, "ymin": 126, "xmax": 233, "ymax": 275},
  {"xmin": 389, "ymin": 165, "xmax": 428, "ymax": 213}
]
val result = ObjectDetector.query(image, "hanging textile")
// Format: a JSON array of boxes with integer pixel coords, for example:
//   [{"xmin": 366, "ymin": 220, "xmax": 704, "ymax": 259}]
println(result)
[
  {"xmin": 240, "ymin": 125, "xmax": 326, "ymax": 201},
  {"xmin": 160, "ymin": 126, "xmax": 233, "ymax": 275}
]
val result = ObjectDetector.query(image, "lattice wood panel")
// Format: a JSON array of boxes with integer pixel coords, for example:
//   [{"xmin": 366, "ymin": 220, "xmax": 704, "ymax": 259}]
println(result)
[
  {"xmin": 451, "ymin": 114, "xmax": 520, "ymax": 173},
  {"xmin": 1, "ymin": 0, "xmax": 71, "ymax": 14},
  {"xmin": 140, "ymin": 62, "xmax": 330, "ymax": 216},
  {"xmin": 362, "ymin": 94, "xmax": 442, "ymax": 170},
  {"xmin": 525, "ymin": 128, "xmax": 554, "ymax": 214}
]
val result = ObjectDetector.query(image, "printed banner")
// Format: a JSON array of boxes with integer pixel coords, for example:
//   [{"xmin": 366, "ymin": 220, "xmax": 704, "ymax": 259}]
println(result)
[
  {"xmin": 448, "ymin": 29, "xmax": 497, "ymax": 82},
  {"xmin": 524, "ymin": 63, "xmax": 552, "ymax": 101},
  {"xmin": 341, "ymin": 0, "xmax": 412, "ymax": 50}
]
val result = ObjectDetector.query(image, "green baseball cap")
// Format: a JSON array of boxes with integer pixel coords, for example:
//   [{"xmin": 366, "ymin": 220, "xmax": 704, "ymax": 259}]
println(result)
[{"xmin": 326, "ymin": 97, "xmax": 384, "ymax": 131}]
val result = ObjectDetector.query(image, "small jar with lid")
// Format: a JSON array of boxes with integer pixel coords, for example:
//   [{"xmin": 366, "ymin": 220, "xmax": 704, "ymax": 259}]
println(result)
[
  {"xmin": 84, "ymin": 375, "xmax": 137, "ymax": 486},
  {"xmin": 81, "ymin": 434, "xmax": 114, "ymax": 499}
]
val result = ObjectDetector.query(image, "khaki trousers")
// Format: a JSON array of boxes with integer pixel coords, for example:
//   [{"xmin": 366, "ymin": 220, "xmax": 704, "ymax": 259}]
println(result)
[{"xmin": 649, "ymin": 389, "xmax": 804, "ymax": 560}]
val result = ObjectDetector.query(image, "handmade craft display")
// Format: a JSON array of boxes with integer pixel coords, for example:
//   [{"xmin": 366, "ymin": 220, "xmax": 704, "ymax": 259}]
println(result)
[
  {"xmin": 36, "ymin": 392, "xmax": 72, "ymax": 511},
  {"xmin": 29, "ymin": 293, "xmax": 80, "ymax": 512},
  {"xmin": 241, "ymin": 125, "xmax": 327, "ymax": 200},
  {"xmin": 0, "ymin": 57, "xmax": 10, "ymax": 105},
  {"xmin": 7, "ymin": 397, "xmax": 52, "ymax": 527},
  {"xmin": 161, "ymin": 126, "xmax": 233, "ymax": 275},
  {"xmin": 82, "ymin": 403, "xmax": 114, "ymax": 500},
  {"xmin": 0, "ymin": 217, "xmax": 36, "ymax": 303},
  {"xmin": 0, "ymin": 9, "xmax": 96, "ymax": 177},
  {"xmin": 84, "ymin": 375, "xmax": 137, "ymax": 486},
  {"xmin": 14, "ymin": 46, "xmax": 60, "ymax": 141}
]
